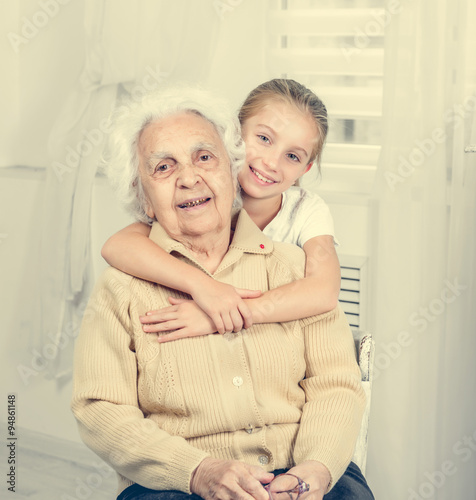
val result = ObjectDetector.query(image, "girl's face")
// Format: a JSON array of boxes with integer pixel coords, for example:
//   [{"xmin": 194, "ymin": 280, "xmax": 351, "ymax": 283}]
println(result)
[{"xmin": 238, "ymin": 100, "xmax": 318, "ymax": 201}]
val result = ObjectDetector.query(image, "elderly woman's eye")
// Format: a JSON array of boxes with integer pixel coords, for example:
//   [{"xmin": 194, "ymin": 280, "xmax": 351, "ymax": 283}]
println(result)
[
  {"xmin": 155, "ymin": 164, "xmax": 170, "ymax": 173},
  {"xmin": 199, "ymin": 154, "xmax": 212, "ymax": 162}
]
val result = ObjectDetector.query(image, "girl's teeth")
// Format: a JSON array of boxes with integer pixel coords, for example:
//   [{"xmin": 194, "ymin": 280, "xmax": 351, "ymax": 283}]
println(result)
[{"xmin": 251, "ymin": 167, "xmax": 273, "ymax": 183}]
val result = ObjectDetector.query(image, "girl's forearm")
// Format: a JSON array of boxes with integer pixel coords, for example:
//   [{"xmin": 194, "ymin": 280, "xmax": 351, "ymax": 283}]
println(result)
[
  {"xmin": 246, "ymin": 235, "xmax": 341, "ymax": 324},
  {"xmin": 101, "ymin": 229, "xmax": 210, "ymax": 296},
  {"xmin": 245, "ymin": 275, "xmax": 340, "ymax": 324}
]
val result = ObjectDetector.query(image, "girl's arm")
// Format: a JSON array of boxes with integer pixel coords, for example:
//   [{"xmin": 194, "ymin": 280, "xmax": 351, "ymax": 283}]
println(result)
[
  {"xmin": 246, "ymin": 235, "xmax": 341, "ymax": 324},
  {"xmin": 146, "ymin": 235, "xmax": 341, "ymax": 343},
  {"xmin": 101, "ymin": 223, "xmax": 260, "ymax": 333}
]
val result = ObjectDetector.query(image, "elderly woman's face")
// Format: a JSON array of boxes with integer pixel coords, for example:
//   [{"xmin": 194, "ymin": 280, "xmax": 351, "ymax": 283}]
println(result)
[{"xmin": 138, "ymin": 112, "xmax": 236, "ymax": 241}]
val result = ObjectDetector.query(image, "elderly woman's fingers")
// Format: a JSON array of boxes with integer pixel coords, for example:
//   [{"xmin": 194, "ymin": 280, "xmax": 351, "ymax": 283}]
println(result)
[
  {"xmin": 240, "ymin": 465, "xmax": 275, "ymax": 499},
  {"xmin": 190, "ymin": 458, "xmax": 272, "ymax": 500},
  {"xmin": 285, "ymin": 460, "xmax": 330, "ymax": 500},
  {"xmin": 236, "ymin": 478, "xmax": 271, "ymax": 500}
]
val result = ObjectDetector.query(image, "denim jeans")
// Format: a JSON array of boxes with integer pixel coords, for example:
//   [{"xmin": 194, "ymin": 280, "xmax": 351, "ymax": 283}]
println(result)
[{"xmin": 117, "ymin": 461, "xmax": 374, "ymax": 500}]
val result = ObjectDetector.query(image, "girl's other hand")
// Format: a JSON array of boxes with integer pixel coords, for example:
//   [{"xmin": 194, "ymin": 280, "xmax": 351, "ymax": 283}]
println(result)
[{"xmin": 140, "ymin": 297, "xmax": 216, "ymax": 342}]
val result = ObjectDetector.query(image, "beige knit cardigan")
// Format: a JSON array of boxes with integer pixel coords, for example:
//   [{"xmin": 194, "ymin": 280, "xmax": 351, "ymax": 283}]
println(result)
[{"xmin": 72, "ymin": 210, "xmax": 365, "ymax": 496}]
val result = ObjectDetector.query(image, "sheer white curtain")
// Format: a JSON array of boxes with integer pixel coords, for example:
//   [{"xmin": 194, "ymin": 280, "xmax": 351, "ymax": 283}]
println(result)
[
  {"xmin": 34, "ymin": 0, "xmax": 220, "ymax": 379},
  {"xmin": 367, "ymin": 1, "xmax": 476, "ymax": 499}
]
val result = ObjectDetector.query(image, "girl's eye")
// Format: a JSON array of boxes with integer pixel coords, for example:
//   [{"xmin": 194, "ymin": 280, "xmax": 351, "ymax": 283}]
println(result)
[
  {"xmin": 287, "ymin": 153, "xmax": 300, "ymax": 162},
  {"xmin": 258, "ymin": 135, "xmax": 270, "ymax": 143}
]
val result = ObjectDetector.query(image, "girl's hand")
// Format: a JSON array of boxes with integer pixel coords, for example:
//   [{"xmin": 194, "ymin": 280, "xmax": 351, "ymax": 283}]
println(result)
[
  {"xmin": 140, "ymin": 297, "xmax": 217, "ymax": 342},
  {"xmin": 188, "ymin": 279, "xmax": 262, "ymax": 334},
  {"xmin": 190, "ymin": 457, "xmax": 273, "ymax": 500}
]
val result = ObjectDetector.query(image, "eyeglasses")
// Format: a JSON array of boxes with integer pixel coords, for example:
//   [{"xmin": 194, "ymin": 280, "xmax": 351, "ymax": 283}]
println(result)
[{"xmin": 264, "ymin": 473, "xmax": 310, "ymax": 500}]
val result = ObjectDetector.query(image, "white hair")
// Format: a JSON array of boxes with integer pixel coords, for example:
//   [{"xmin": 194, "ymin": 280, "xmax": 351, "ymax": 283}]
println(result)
[{"xmin": 104, "ymin": 85, "xmax": 245, "ymax": 223}]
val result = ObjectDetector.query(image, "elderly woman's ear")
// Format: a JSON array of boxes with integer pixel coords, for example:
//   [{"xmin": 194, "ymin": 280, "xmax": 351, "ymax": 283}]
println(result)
[
  {"xmin": 132, "ymin": 177, "xmax": 156, "ymax": 221},
  {"xmin": 144, "ymin": 199, "xmax": 156, "ymax": 220}
]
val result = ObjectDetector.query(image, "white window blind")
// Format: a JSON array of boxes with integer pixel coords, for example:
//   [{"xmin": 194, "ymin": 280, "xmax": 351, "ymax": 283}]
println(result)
[
  {"xmin": 266, "ymin": 0, "xmax": 386, "ymax": 195},
  {"xmin": 339, "ymin": 255, "xmax": 368, "ymax": 329}
]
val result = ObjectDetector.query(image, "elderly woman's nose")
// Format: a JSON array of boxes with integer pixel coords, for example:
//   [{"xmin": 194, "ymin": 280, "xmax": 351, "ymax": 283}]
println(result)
[{"xmin": 177, "ymin": 162, "xmax": 200, "ymax": 187}]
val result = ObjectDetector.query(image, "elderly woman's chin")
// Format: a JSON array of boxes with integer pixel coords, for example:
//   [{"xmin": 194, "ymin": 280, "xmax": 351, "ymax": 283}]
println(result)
[{"xmin": 169, "ymin": 200, "xmax": 234, "ymax": 241}]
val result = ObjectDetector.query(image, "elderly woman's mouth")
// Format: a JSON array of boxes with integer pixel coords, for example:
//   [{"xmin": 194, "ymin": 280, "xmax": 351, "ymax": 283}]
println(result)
[{"xmin": 178, "ymin": 197, "xmax": 211, "ymax": 209}]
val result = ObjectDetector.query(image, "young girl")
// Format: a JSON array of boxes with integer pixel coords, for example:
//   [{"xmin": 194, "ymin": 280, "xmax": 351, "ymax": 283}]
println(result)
[{"xmin": 102, "ymin": 79, "xmax": 341, "ymax": 341}]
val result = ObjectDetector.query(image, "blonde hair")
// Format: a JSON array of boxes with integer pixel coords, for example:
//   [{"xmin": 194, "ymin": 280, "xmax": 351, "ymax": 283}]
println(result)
[{"xmin": 238, "ymin": 79, "xmax": 328, "ymax": 171}]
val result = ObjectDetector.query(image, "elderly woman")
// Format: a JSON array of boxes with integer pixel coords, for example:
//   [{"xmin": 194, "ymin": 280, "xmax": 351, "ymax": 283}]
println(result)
[{"xmin": 72, "ymin": 88, "xmax": 373, "ymax": 500}]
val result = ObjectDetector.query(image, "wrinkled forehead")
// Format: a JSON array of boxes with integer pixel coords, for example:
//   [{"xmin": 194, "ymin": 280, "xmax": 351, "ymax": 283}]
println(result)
[
  {"xmin": 143, "ymin": 111, "xmax": 223, "ymax": 146},
  {"xmin": 138, "ymin": 111, "xmax": 224, "ymax": 157}
]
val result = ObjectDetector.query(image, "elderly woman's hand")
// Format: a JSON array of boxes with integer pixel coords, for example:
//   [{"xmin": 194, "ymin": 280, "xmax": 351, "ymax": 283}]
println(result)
[
  {"xmin": 190, "ymin": 457, "xmax": 274, "ymax": 500},
  {"xmin": 282, "ymin": 461, "xmax": 331, "ymax": 500}
]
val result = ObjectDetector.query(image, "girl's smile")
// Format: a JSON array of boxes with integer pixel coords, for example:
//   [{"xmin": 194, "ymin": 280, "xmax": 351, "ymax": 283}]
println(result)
[{"xmin": 249, "ymin": 165, "xmax": 277, "ymax": 184}]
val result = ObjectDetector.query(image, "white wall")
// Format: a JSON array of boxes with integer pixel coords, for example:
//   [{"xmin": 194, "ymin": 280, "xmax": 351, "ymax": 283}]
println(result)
[
  {"xmin": 1, "ymin": 0, "xmax": 85, "ymax": 167},
  {"xmin": 0, "ymin": 171, "xmax": 81, "ymax": 441}
]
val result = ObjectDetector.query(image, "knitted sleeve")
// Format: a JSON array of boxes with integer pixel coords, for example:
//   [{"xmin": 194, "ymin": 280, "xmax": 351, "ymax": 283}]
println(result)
[
  {"xmin": 71, "ymin": 268, "xmax": 209, "ymax": 493},
  {"xmin": 293, "ymin": 306, "xmax": 366, "ymax": 491}
]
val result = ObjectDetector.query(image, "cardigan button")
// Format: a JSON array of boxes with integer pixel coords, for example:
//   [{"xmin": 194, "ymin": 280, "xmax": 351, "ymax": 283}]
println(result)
[
  {"xmin": 233, "ymin": 376, "xmax": 243, "ymax": 387},
  {"xmin": 258, "ymin": 455, "xmax": 269, "ymax": 465}
]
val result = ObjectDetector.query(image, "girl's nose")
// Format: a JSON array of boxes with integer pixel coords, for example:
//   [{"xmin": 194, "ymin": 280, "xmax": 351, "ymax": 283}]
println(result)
[{"xmin": 263, "ymin": 150, "xmax": 279, "ymax": 171}]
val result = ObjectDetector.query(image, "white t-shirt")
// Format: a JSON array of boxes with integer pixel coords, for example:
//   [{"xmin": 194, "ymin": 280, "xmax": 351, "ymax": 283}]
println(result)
[{"xmin": 262, "ymin": 186, "xmax": 337, "ymax": 248}]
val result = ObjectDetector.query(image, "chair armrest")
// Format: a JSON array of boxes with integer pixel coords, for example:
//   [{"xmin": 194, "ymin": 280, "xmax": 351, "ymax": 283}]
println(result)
[
  {"xmin": 351, "ymin": 329, "xmax": 375, "ymax": 475},
  {"xmin": 352, "ymin": 330, "xmax": 375, "ymax": 383}
]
